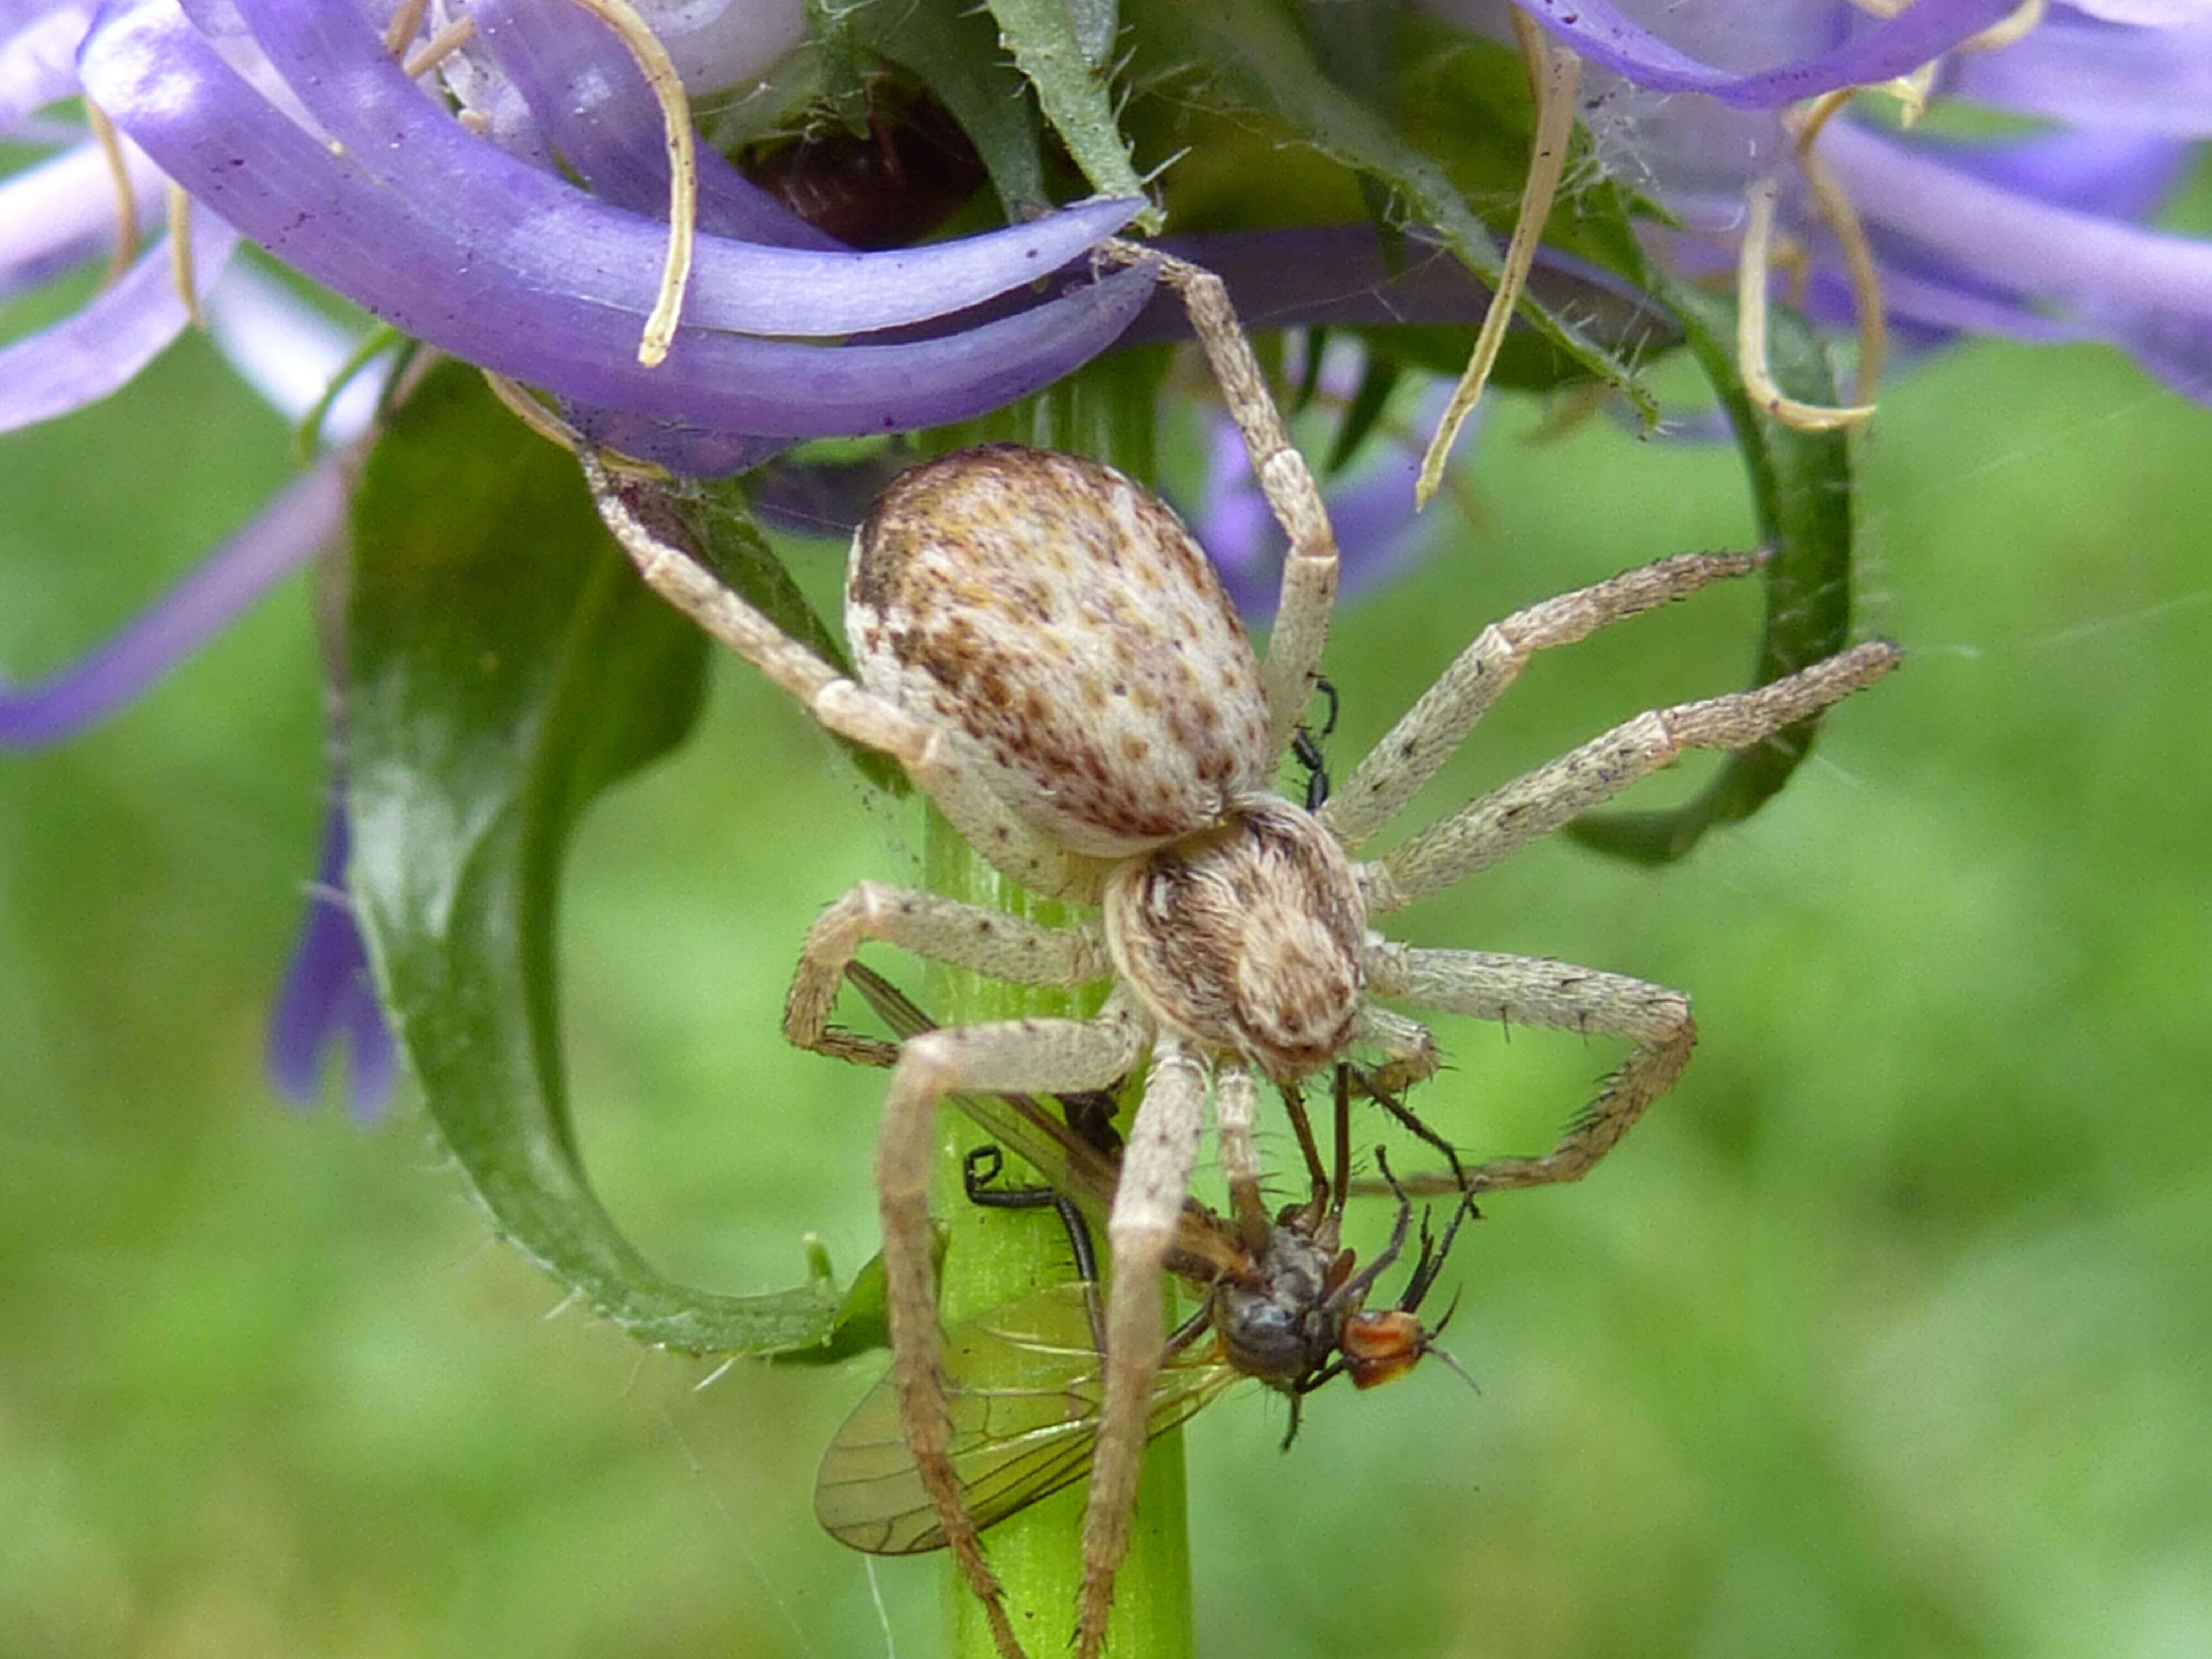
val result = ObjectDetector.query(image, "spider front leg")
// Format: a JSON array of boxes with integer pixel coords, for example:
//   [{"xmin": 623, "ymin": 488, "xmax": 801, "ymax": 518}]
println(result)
[
  {"xmin": 1077, "ymin": 1034, "xmax": 1208, "ymax": 1659},
  {"xmin": 1360, "ymin": 639, "xmax": 1902, "ymax": 914},
  {"xmin": 875, "ymin": 998, "xmax": 1148, "ymax": 1659},
  {"xmin": 782, "ymin": 883, "xmax": 1110, "ymax": 1067},
  {"xmin": 1107, "ymin": 243, "xmax": 1340, "ymax": 755},
  {"xmin": 1362, "ymin": 946, "xmax": 1697, "ymax": 1197},
  {"xmin": 1213, "ymin": 1065, "xmax": 1270, "ymax": 1247},
  {"xmin": 583, "ymin": 454, "xmax": 1097, "ymax": 899},
  {"xmin": 1322, "ymin": 549, "xmax": 1768, "ymax": 852}
]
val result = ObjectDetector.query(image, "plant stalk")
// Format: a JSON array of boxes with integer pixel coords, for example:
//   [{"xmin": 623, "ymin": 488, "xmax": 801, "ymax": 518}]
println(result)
[{"xmin": 924, "ymin": 810, "xmax": 1194, "ymax": 1659}]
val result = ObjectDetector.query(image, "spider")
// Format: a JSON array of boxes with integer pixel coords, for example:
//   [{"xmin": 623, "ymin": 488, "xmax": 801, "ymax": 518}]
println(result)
[{"xmin": 581, "ymin": 244, "xmax": 1900, "ymax": 1659}]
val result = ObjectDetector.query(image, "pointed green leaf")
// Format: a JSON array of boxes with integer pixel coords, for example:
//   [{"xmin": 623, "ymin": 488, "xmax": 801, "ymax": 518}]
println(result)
[
  {"xmin": 853, "ymin": 0, "xmax": 1050, "ymax": 219},
  {"xmin": 1566, "ymin": 279, "xmax": 1857, "ymax": 863},
  {"xmin": 983, "ymin": 0, "xmax": 1159, "ymax": 227},
  {"xmin": 347, "ymin": 364, "xmax": 842, "ymax": 1355}
]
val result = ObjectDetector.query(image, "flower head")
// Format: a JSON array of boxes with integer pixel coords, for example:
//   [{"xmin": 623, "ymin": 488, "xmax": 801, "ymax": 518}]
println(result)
[{"xmin": 1481, "ymin": 0, "xmax": 2212, "ymax": 403}]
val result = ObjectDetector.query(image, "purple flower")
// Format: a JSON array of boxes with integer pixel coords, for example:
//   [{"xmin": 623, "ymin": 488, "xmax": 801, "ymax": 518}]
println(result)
[
  {"xmin": 265, "ymin": 785, "xmax": 397, "ymax": 1120},
  {"xmin": 1447, "ymin": 0, "xmax": 2212, "ymax": 402},
  {"xmin": 2, "ymin": 0, "xmax": 1165, "ymax": 1114},
  {"xmin": 71, "ymin": 0, "xmax": 1155, "ymax": 467}
]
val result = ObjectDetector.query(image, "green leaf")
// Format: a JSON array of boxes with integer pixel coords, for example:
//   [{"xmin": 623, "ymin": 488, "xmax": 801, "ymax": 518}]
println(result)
[
  {"xmin": 649, "ymin": 474, "xmax": 906, "ymax": 794},
  {"xmin": 1067, "ymin": 0, "xmax": 1120, "ymax": 69},
  {"xmin": 347, "ymin": 364, "xmax": 842, "ymax": 1357},
  {"xmin": 774, "ymin": 1249, "xmax": 893, "ymax": 1366},
  {"xmin": 1396, "ymin": 28, "xmax": 1652, "ymax": 287},
  {"xmin": 1566, "ymin": 279, "xmax": 1856, "ymax": 864},
  {"xmin": 802, "ymin": 0, "xmax": 873, "ymax": 136},
  {"xmin": 1123, "ymin": 0, "xmax": 1656, "ymax": 423},
  {"xmin": 1324, "ymin": 351, "xmax": 1401, "ymax": 476},
  {"xmin": 983, "ymin": 0, "xmax": 1159, "ymax": 226},
  {"xmin": 852, "ymin": 0, "xmax": 1050, "ymax": 219}
]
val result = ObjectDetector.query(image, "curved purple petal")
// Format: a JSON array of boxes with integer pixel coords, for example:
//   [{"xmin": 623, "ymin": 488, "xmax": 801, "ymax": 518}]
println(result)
[
  {"xmin": 1, "ymin": 1, "xmax": 93, "ymax": 128},
  {"xmin": 1819, "ymin": 119, "xmax": 2212, "ymax": 320},
  {"xmin": 268, "ymin": 793, "xmax": 395, "ymax": 1118},
  {"xmin": 1786, "ymin": 122, "xmax": 2212, "ymax": 403},
  {"xmin": 1926, "ymin": 127, "xmax": 2193, "ymax": 221},
  {"xmin": 0, "ymin": 203, "xmax": 236, "ymax": 431},
  {"xmin": 82, "ymin": 2, "xmax": 1157, "ymax": 439},
  {"xmin": 0, "ymin": 134, "xmax": 164, "ymax": 299},
  {"xmin": 560, "ymin": 405, "xmax": 789, "ymax": 477},
  {"xmin": 1509, "ymin": 0, "xmax": 2023, "ymax": 108},
  {"xmin": 201, "ymin": 259, "xmax": 388, "ymax": 443},
  {"xmin": 462, "ymin": 0, "xmax": 834, "ymax": 463},
  {"xmin": 0, "ymin": 458, "xmax": 345, "ymax": 747},
  {"xmin": 1949, "ymin": 13, "xmax": 2212, "ymax": 136},
  {"xmin": 1804, "ymin": 254, "xmax": 2089, "ymax": 348},
  {"xmin": 468, "ymin": 0, "xmax": 839, "ymax": 250},
  {"xmin": 218, "ymin": 0, "xmax": 1134, "ymax": 340}
]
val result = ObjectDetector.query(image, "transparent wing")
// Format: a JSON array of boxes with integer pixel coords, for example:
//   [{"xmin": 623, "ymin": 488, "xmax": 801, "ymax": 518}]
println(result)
[{"xmin": 815, "ymin": 1282, "xmax": 1237, "ymax": 1556}]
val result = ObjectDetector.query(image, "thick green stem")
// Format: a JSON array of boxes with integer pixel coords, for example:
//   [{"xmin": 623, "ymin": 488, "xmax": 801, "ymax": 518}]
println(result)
[{"xmin": 924, "ymin": 810, "xmax": 1193, "ymax": 1659}]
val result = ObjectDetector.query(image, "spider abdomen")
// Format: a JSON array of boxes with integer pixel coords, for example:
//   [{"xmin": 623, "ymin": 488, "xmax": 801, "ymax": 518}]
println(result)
[{"xmin": 848, "ymin": 445, "xmax": 1273, "ymax": 858}]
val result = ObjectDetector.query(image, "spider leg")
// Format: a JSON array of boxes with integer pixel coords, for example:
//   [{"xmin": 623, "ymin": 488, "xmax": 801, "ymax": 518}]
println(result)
[
  {"xmin": 1105, "ymin": 241, "xmax": 1339, "ymax": 759},
  {"xmin": 1213, "ymin": 1064, "xmax": 1270, "ymax": 1250},
  {"xmin": 1360, "ymin": 639, "xmax": 1901, "ymax": 914},
  {"xmin": 1076, "ymin": 1036, "xmax": 1207, "ymax": 1659},
  {"xmin": 1363, "ymin": 946, "xmax": 1697, "ymax": 1196},
  {"xmin": 1321, "ymin": 549, "xmax": 1767, "ymax": 852},
  {"xmin": 583, "ymin": 455, "xmax": 1097, "ymax": 899},
  {"xmin": 877, "ymin": 1001, "xmax": 1147, "ymax": 1659},
  {"xmin": 783, "ymin": 882, "xmax": 1109, "ymax": 1066}
]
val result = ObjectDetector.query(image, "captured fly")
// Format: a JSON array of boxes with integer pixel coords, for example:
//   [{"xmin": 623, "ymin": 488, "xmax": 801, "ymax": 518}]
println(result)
[{"xmin": 815, "ymin": 964, "xmax": 1477, "ymax": 1554}]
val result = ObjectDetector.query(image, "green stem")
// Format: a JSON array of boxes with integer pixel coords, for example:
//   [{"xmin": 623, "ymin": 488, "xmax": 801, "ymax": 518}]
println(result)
[
  {"xmin": 920, "ymin": 346, "xmax": 1190, "ymax": 1658},
  {"xmin": 925, "ymin": 811, "xmax": 1193, "ymax": 1659}
]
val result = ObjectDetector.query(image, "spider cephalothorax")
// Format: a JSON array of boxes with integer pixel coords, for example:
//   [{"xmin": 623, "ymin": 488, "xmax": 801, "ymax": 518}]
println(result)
[
  {"xmin": 1104, "ymin": 791, "xmax": 1366, "ymax": 1081},
  {"xmin": 585, "ymin": 242, "xmax": 1900, "ymax": 1659}
]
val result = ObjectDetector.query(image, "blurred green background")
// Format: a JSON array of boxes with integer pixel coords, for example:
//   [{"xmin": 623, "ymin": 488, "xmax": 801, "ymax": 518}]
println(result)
[{"xmin": 4, "ymin": 317, "xmax": 2210, "ymax": 1659}]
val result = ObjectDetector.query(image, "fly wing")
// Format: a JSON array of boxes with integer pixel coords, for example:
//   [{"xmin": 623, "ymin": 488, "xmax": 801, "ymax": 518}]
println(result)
[
  {"xmin": 843, "ymin": 963, "xmax": 1248, "ymax": 1272},
  {"xmin": 845, "ymin": 963, "xmax": 1120, "ymax": 1231},
  {"xmin": 815, "ymin": 1282, "xmax": 1236, "ymax": 1556}
]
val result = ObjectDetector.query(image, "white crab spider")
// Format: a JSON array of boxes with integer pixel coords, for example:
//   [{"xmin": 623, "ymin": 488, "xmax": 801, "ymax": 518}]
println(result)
[{"xmin": 582, "ymin": 244, "xmax": 1898, "ymax": 1659}]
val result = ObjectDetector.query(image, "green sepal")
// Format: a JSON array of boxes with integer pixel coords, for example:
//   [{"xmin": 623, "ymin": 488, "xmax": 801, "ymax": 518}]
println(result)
[
  {"xmin": 1566, "ymin": 279, "xmax": 1858, "ymax": 863},
  {"xmin": 346, "ymin": 364, "xmax": 843, "ymax": 1357},
  {"xmin": 983, "ymin": 0, "xmax": 1159, "ymax": 226}
]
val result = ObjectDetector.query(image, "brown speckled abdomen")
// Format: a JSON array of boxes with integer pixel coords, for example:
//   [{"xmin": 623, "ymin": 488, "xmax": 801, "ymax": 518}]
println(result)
[{"xmin": 847, "ymin": 445, "xmax": 1273, "ymax": 858}]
